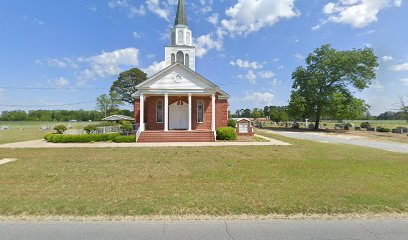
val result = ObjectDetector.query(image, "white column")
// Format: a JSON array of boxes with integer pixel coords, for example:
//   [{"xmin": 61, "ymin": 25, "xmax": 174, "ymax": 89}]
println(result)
[
  {"xmin": 188, "ymin": 94, "xmax": 192, "ymax": 131},
  {"xmin": 140, "ymin": 94, "xmax": 145, "ymax": 131},
  {"xmin": 164, "ymin": 94, "xmax": 169, "ymax": 132},
  {"xmin": 211, "ymin": 94, "xmax": 216, "ymax": 132}
]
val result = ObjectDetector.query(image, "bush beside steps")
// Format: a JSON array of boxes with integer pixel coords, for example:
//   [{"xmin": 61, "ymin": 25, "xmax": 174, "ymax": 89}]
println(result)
[
  {"xmin": 216, "ymin": 127, "xmax": 237, "ymax": 141},
  {"xmin": 44, "ymin": 133, "xmax": 136, "ymax": 143}
]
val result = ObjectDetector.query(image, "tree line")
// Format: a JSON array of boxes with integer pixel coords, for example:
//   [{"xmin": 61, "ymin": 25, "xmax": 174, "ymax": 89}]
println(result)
[
  {"xmin": 232, "ymin": 106, "xmax": 407, "ymax": 123},
  {"xmin": 0, "ymin": 109, "xmax": 133, "ymax": 122}
]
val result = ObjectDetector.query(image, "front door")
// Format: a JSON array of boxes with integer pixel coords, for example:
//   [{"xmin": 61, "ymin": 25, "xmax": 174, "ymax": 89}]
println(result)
[{"xmin": 169, "ymin": 102, "xmax": 189, "ymax": 130}]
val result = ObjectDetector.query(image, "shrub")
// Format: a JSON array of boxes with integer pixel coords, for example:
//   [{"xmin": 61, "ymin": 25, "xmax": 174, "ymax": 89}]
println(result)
[
  {"xmin": 84, "ymin": 125, "xmax": 99, "ymax": 134},
  {"xmin": 228, "ymin": 119, "xmax": 237, "ymax": 128},
  {"xmin": 360, "ymin": 122, "xmax": 371, "ymax": 129},
  {"xmin": 54, "ymin": 125, "xmax": 67, "ymax": 134},
  {"xmin": 292, "ymin": 122, "xmax": 300, "ymax": 129},
  {"xmin": 377, "ymin": 127, "xmax": 391, "ymax": 133},
  {"xmin": 45, "ymin": 133, "xmax": 121, "ymax": 143},
  {"xmin": 344, "ymin": 123, "xmax": 354, "ymax": 130},
  {"xmin": 44, "ymin": 133, "xmax": 55, "ymax": 141},
  {"xmin": 114, "ymin": 135, "xmax": 136, "ymax": 143},
  {"xmin": 216, "ymin": 127, "xmax": 237, "ymax": 141},
  {"xmin": 120, "ymin": 121, "xmax": 133, "ymax": 135}
]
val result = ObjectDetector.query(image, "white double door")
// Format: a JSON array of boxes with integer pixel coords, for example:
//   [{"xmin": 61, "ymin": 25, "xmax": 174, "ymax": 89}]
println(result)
[{"xmin": 169, "ymin": 102, "xmax": 189, "ymax": 130}]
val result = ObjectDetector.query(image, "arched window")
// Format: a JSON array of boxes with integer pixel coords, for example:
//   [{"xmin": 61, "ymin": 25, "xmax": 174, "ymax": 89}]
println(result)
[
  {"xmin": 186, "ymin": 32, "xmax": 191, "ymax": 45},
  {"xmin": 171, "ymin": 31, "xmax": 176, "ymax": 45},
  {"xmin": 171, "ymin": 53, "xmax": 175, "ymax": 64},
  {"xmin": 185, "ymin": 54, "xmax": 189, "ymax": 68},
  {"xmin": 156, "ymin": 99, "xmax": 163, "ymax": 123},
  {"xmin": 176, "ymin": 51, "xmax": 184, "ymax": 64},
  {"xmin": 177, "ymin": 30, "xmax": 184, "ymax": 45},
  {"xmin": 197, "ymin": 100, "xmax": 204, "ymax": 123}
]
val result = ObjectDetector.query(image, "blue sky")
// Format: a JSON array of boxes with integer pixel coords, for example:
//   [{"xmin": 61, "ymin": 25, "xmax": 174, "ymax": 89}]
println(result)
[{"xmin": 0, "ymin": 0, "xmax": 407, "ymax": 115}]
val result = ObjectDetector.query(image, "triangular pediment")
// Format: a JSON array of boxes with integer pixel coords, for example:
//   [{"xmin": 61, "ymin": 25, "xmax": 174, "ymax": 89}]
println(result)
[
  {"xmin": 137, "ymin": 63, "xmax": 216, "ymax": 90},
  {"xmin": 134, "ymin": 62, "xmax": 229, "ymax": 99}
]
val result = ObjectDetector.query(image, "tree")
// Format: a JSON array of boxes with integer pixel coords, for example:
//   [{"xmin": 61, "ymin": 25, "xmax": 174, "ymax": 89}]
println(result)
[
  {"xmin": 251, "ymin": 108, "xmax": 264, "ymax": 119},
  {"xmin": 96, "ymin": 93, "xmax": 122, "ymax": 117},
  {"xmin": 326, "ymin": 92, "xmax": 369, "ymax": 121},
  {"xmin": 269, "ymin": 106, "xmax": 289, "ymax": 123},
  {"xmin": 289, "ymin": 44, "xmax": 378, "ymax": 129},
  {"xmin": 399, "ymin": 96, "xmax": 408, "ymax": 123},
  {"xmin": 110, "ymin": 68, "xmax": 148, "ymax": 104}
]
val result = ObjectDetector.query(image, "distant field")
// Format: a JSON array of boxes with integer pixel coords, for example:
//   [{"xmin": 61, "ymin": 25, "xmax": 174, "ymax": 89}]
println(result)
[{"xmin": 0, "ymin": 121, "xmax": 100, "ymax": 144}]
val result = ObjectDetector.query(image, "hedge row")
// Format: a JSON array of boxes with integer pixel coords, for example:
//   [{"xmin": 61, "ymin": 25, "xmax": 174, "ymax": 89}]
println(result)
[{"xmin": 44, "ymin": 133, "xmax": 136, "ymax": 143}]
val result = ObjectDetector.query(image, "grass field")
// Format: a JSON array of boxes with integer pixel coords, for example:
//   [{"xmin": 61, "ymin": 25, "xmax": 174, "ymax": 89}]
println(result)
[
  {"xmin": 0, "ymin": 132, "xmax": 407, "ymax": 217},
  {"xmin": 0, "ymin": 121, "xmax": 99, "ymax": 144}
]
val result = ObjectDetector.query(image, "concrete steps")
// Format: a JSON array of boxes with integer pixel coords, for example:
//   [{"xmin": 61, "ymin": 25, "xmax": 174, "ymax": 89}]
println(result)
[{"xmin": 138, "ymin": 131, "xmax": 215, "ymax": 143}]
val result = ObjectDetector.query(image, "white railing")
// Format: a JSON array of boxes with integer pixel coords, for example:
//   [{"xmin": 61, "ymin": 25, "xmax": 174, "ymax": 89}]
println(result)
[
  {"xmin": 134, "ymin": 124, "xmax": 142, "ymax": 142},
  {"xmin": 93, "ymin": 126, "xmax": 121, "ymax": 134},
  {"xmin": 65, "ymin": 129, "xmax": 86, "ymax": 135}
]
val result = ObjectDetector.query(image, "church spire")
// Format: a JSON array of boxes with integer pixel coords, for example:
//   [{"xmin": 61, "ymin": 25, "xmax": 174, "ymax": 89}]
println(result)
[{"xmin": 174, "ymin": 0, "xmax": 187, "ymax": 26}]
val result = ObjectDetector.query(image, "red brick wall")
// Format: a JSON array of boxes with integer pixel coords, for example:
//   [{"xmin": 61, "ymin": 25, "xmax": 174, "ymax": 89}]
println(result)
[
  {"xmin": 192, "ymin": 96, "xmax": 212, "ymax": 130},
  {"xmin": 215, "ymin": 95, "xmax": 228, "ymax": 129},
  {"xmin": 134, "ymin": 95, "xmax": 228, "ymax": 131},
  {"xmin": 134, "ymin": 99, "xmax": 140, "ymax": 124},
  {"xmin": 145, "ymin": 96, "xmax": 165, "ymax": 130}
]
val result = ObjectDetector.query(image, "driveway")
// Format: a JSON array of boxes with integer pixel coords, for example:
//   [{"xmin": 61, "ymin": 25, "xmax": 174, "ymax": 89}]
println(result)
[
  {"xmin": 263, "ymin": 130, "xmax": 408, "ymax": 154},
  {"xmin": 1, "ymin": 219, "xmax": 407, "ymax": 240}
]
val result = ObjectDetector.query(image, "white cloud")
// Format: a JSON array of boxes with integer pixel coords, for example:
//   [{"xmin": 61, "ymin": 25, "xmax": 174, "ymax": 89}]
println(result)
[
  {"xmin": 220, "ymin": 0, "xmax": 299, "ymax": 35},
  {"xmin": 232, "ymin": 92, "xmax": 274, "ymax": 108},
  {"xmin": 146, "ymin": 0, "xmax": 172, "ymax": 21},
  {"xmin": 143, "ymin": 61, "xmax": 166, "ymax": 77},
  {"xmin": 132, "ymin": 31, "xmax": 144, "ymax": 39},
  {"xmin": 381, "ymin": 55, "xmax": 394, "ymax": 62},
  {"xmin": 391, "ymin": 63, "xmax": 408, "ymax": 71},
  {"xmin": 401, "ymin": 78, "xmax": 408, "ymax": 85},
  {"xmin": 49, "ymin": 77, "xmax": 70, "ymax": 88},
  {"xmin": 322, "ymin": 0, "xmax": 403, "ymax": 28},
  {"xmin": 207, "ymin": 13, "xmax": 219, "ymax": 25},
  {"xmin": 258, "ymin": 71, "xmax": 275, "ymax": 79},
  {"xmin": 78, "ymin": 48, "xmax": 140, "ymax": 81},
  {"xmin": 245, "ymin": 70, "xmax": 257, "ymax": 84},
  {"xmin": 33, "ymin": 18, "xmax": 46, "ymax": 25},
  {"xmin": 371, "ymin": 79, "xmax": 383, "ymax": 89},
  {"xmin": 88, "ymin": 5, "xmax": 97, "ymax": 12},
  {"xmin": 195, "ymin": 34, "xmax": 223, "ymax": 58},
  {"xmin": 40, "ymin": 48, "xmax": 140, "ymax": 86},
  {"xmin": 230, "ymin": 59, "xmax": 264, "ymax": 70},
  {"xmin": 108, "ymin": 0, "xmax": 146, "ymax": 17},
  {"xmin": 295, "ymin": 53, "xmax": 305, "ymax": 60}
]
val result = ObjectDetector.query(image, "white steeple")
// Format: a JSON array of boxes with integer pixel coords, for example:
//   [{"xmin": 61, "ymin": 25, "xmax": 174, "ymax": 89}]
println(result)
[{"xmin": 164, "ymin": 0, "xmax": 196, "ymax": 71}]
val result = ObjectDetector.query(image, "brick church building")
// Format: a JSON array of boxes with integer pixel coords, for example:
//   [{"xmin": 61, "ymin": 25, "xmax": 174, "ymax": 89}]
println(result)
[{"xmin": 132, "ymin": 0, "xmax": 229, "ymax": 142}]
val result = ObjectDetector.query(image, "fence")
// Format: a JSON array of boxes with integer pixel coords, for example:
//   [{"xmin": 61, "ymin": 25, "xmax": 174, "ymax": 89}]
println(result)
[{"xmin": 93, "ymin": 126, "xmax": 122, "ymax": 134}]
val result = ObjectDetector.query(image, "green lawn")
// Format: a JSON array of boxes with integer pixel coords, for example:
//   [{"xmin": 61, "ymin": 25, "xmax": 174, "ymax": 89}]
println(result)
[
  {"xmin": 0, "ymin": 121, "xmax": 99, "ymax": 144},
  {"xmin": 0, "ymin": 132, "xmax": 407, "ymax": 217}
]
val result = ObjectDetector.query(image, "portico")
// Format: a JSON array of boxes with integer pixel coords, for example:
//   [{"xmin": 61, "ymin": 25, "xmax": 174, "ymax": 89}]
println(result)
[{"xmin": 137, "ymin": 92, "xmax": 217, "ymax": 133}]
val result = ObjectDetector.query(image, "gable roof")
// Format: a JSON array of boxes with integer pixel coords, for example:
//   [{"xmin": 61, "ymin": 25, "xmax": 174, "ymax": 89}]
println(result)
[{"xmin": 135, "ymin": 62, "xmax": 229, "ymax": 98}]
